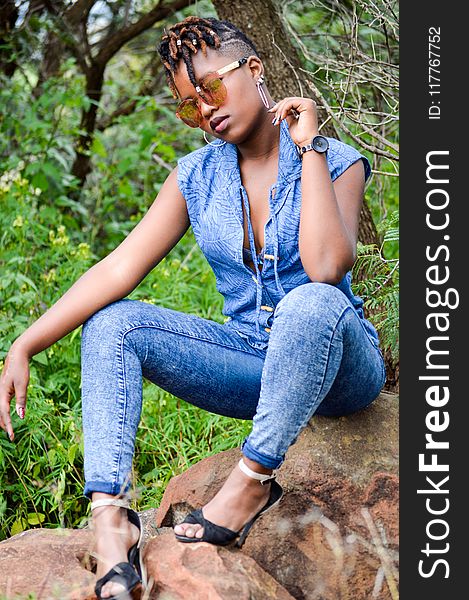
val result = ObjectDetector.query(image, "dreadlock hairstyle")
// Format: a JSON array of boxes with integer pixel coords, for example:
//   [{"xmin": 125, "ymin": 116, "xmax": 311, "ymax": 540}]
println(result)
[{"xmin": 157, "ymin": 16, "xmax": 259, "ymax": 99}]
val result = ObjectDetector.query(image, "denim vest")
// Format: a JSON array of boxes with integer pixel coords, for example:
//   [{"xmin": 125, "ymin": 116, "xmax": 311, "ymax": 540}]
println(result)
[{"xmin": 177, "ymin": 119, "xmax": 380, "ymax": 351}]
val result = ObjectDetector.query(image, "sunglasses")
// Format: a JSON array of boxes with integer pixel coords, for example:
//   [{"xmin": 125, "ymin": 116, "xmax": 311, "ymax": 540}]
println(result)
[{"xmin": 175, "ymin": 57, "xmax": 249, "ymax": 128}]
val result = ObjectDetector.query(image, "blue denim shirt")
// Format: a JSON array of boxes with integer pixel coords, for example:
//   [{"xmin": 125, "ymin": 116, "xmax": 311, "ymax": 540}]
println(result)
[{"xmin": 177, "ymin": 119, "xmax": 379, "ymax": 351}]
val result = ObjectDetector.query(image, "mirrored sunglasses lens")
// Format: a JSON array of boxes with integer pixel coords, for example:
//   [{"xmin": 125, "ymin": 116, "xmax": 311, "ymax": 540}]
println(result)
[
  {"xmin": 200, "ymin": 76, "xmax": 226, "ymax": 105},
  {"xmin": 177, "ymin": 100, "xmax": 200, "ymax": 127}
]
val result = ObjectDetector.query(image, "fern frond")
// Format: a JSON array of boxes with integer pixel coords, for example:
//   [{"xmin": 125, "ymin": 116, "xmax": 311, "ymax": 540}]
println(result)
[{"xmin": 352, "ymin": 210, "xmax": 399, "ymax": 363}]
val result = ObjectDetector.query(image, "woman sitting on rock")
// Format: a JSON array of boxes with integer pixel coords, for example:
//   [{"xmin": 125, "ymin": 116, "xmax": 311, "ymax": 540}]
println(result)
[{"xmin": 0, "ymin": 15, "xmax": 386, "ymax": 600}]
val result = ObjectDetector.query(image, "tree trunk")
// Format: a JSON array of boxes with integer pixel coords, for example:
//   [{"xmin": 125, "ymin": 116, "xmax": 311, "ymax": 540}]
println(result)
[
  {"xmin": 33, "ymin": 30, "xmax": 66, "ymax": 98},
  {"xmin": 66, "ymin": 0, "xmax": 192, "ymax": 186},
  {"xmin": 0, "ymin": 0, "xmax": 18, "ymax": 78},
  {"xmin": 71, "ymin": 65, "xmax": 105, "ymax": 184}
]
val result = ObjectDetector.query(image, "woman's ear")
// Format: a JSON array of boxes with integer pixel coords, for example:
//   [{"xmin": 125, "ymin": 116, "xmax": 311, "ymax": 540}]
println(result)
[{"xmin": 246, "ymin": 56, "xmax": 264, "ymax": 80}]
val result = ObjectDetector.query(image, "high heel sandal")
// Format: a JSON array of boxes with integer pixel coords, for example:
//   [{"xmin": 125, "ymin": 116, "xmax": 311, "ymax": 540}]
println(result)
[
  {"xmin": 91, "ymin": 497, "xmax": 146, "ymax": 600},
  {"xmin": 174, "ymin": 458, "xmax": 284, "ymax": 548}
]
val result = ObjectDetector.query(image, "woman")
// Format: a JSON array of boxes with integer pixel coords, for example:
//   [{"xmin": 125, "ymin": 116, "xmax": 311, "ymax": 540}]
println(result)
[{"xmin": 0, "ymin": 15, "xmax": 386, "ymax": 600}]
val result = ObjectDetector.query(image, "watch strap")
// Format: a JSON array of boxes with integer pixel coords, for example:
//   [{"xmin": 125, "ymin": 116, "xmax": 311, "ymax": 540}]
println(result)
[{"xmin": 296, "ymin": 135, "xmax": 329, "ymax": 156}]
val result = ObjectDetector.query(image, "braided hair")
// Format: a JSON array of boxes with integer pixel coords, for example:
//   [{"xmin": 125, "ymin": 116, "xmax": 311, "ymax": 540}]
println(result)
[{"xmin": 157, "ymin": 16, "xmax": 259, "ymax": 99}]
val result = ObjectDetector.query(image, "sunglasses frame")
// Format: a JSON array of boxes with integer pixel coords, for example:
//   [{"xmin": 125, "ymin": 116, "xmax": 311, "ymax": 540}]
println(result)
[{"xmin": 176, "ymin": 57, "xmax": 249, "ymax": 127}]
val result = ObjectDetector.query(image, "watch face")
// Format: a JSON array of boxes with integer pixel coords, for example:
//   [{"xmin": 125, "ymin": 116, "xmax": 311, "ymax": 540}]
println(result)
[{"xmin": 312, "ymin": 136, "xmax": 329, "ymax": 153}]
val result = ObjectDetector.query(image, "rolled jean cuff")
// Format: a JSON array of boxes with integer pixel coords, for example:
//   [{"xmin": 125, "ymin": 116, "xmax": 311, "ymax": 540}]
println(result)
[
  {"xmin": 83, "ymin": 480, "xmax": 131, "ymax": 500},
  {"xmin": 241, "ymin": 438, "xmax": 285, "ymax": 469}
]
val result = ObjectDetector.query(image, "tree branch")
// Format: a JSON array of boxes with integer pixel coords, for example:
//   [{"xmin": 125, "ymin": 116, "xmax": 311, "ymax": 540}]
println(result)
[
  {"xmin": 306, "ymin": 78, "xmax": 399, "ymax": 161},
  {"xmin": 95, "ymin": 0, "xmax": 192, "ymax": 68},
  {"xmin": 63, "ymin": 0, "xmax": 96, "ymax": 27}
]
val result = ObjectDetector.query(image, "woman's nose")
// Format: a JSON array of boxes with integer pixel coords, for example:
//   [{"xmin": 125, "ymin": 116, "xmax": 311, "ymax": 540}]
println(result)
[{"xmin": 199, "ymin": 98, "xmax": 217, "ymax": 120}]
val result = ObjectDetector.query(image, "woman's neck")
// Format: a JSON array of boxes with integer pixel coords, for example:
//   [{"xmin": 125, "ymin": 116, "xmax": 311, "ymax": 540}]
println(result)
[{"xmin": 236, "ymin": 112, "xmax": 281, "ymax": 164}]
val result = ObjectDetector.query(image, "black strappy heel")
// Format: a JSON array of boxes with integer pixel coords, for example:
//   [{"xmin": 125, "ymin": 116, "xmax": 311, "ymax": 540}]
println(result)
[
  {"xmin": 91, "ymin": 497, "xmax": 146, "ymax": 600},
  {"xmin": 174, "ymin": 458, "xmax": 284, "ymax": 548}
]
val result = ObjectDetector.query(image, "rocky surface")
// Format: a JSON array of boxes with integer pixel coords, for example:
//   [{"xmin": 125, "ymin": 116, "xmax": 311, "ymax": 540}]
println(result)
[
  {"xmin": 0, "ymin": 392, "xmax": 398, "ymax": 600},
  {"xmin": 143, "ymin": 529, "xmax": 294, "ymax": 599},
  {"xmin": 0, "ymin": 528, "xmax": 95, "ymax": 600},
  {"xmin": 154, "ymin": 391, "xmax": 399, "ymax": 600}
]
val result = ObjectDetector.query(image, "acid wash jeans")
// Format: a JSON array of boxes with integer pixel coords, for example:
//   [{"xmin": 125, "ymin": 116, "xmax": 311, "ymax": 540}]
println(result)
[{"xmin": 81, "ymin": 282, "xmax": 386, "ymax": 498}]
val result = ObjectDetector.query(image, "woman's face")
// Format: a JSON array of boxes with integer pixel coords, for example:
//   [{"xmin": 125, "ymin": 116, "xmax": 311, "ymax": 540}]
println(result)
[{"xmin": 172, "ymin": 47, "xmax": 266, "ymax": 144}]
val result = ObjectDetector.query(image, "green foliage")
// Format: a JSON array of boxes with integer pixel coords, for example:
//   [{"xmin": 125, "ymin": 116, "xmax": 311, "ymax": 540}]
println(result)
[
  {"xmin": 0, "ymin": 157, "xmax": 251, "ymax": 540},
  {"xmin": 352, "ymin": 211, "xmax": 399, "ymax": 362},
  {"xmin": 0, "ymin": 160, "xmax": 95, "ymax": 538},
  {"xmin": 0, "ymin": 595, "xmax": 37, "ymax": 600},
  {"xmin": 0, "ymin": 58, "xmax": 85, "ymax": 197},
  {"xmin": 81, "ymin": 100, "xmax": 202, "ymax": 256}
]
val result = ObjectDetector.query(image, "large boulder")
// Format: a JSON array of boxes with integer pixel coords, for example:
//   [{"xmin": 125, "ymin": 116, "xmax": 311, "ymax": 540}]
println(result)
[
  {"xmin": 0, "ymin": 528, "xmax": 95, "ymax": 600},
  {"xmin": 153, "ymin": 391, "xmax": 399, "ymax": 600},
  {"xmin": 143, "ymin": 529, "xmax": 294, "ymax": 599}
]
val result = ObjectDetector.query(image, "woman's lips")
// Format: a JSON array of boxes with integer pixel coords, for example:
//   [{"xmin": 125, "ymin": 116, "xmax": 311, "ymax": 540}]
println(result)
[{"xmin": 211, "ymin": 116, "xmax": 229, "ymax": 133}]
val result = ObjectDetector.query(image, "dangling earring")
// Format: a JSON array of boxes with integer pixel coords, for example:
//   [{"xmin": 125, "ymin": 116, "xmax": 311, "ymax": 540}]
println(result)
[
  {"xmin": 256, "ymin": 75, "xmax": 270, "ymax": 109},
  {"xmin": 203, "ymin": 131, "xmax": 227, "ymax": 147}
]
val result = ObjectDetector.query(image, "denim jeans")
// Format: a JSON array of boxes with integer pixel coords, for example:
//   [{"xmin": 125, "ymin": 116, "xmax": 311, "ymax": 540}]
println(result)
[{"xmin": 81, "ymin": 282, "xmax": 386, "ymax": 498}]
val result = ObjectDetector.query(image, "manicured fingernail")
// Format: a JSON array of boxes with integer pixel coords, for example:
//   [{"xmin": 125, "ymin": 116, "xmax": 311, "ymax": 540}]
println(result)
[{"xmin": 18, "ymin": 407, "xmax": 25, "ymax": 419}]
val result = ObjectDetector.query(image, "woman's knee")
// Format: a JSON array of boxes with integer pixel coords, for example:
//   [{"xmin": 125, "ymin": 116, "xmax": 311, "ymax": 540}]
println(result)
[
  {"xmin": 81, "ymin": 299, "xmax": 158, "ymax": 343},
  {"xmin": 274, "ymin": 282, "xmax": 350, "ymax": 323}
]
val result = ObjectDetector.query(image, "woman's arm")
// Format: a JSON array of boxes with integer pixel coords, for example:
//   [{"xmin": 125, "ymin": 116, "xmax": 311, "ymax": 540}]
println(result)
[
  {"xmin": 269, "ymin": 98, "xmax": 365, "ymax": 284},
  {"xmin": 13, "ymin": 167, "xmax": 189, "ymax": 357},
  {"xmin": 298, "ymin": 153, "xmax": 364, "ymax": 284},
  {"xmin": 1, "ymin": 167, "xmax": 189, "ymax": 439}
]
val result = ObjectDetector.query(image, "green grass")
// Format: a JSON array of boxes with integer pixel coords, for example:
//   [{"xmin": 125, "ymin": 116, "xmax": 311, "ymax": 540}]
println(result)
[{"xmin": 0, "ymin": 163, "xmax": 250, "ymax": 539}]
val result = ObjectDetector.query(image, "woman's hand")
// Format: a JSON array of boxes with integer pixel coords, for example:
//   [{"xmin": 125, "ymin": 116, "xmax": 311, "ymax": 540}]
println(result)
[
  {"xmin": 268, "ymin": 97, "xmax": 320, "ymax": 147},
  {"xmin": 0, "ymin": 344, "xmax": 30, "ymax": 441}
]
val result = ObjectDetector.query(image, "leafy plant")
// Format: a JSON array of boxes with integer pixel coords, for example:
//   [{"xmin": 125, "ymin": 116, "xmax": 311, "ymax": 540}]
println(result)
[
  {"xmin": 352, "ymin": 210, "xmax": 399, "ymax": 362},
  {"xmin": 0, "ymin": 156, "xmax": 250, "ymax": 541}
]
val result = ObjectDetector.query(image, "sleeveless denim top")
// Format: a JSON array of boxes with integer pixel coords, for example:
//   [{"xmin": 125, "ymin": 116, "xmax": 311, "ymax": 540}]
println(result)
[{"xmin": 177, "ymin": 118, "xmax": 380, "ymax": 351}]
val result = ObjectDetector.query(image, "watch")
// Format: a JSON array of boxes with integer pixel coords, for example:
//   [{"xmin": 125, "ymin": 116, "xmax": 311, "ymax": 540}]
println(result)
[{"xmin": 296, "ymin": 135, "xmax": 329, "ymax": 157}]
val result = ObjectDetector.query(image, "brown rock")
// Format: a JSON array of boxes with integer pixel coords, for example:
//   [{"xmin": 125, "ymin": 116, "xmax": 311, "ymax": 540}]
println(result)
[
  {"xmin": 0, "ymin": 528, "xmax": 96, "ymax": 600},
  {"xmin": 143, "ymin": 529, "xmax": 295, "ymax": 600},
  {"xmin": 155, "ymin": 392, "xmax": 399, "ymax": 600}
]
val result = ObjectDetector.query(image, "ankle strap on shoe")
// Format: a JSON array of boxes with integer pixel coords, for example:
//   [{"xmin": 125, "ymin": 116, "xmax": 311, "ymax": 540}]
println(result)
[
  {"xmin": 90, "ymin": 497, "xmax": 130, "ymax": 511},
  {"xmin": 238, "ymin": 458, "xmax": 277, "ymax": 485}
]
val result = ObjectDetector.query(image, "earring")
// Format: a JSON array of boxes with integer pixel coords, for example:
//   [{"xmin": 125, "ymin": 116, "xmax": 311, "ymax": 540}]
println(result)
[
  {"xmin": 256, "ymin": 75, "xmax": 270, "ymax": 109},
  {"xmin": 203, "ymin": 130, "xmax": 227, "ymax": 147}
]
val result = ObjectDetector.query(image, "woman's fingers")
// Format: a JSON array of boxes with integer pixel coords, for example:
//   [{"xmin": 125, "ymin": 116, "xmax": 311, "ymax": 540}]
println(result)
[
  {"xmin": 15, "ymin": 390, "xmax": 27, "ymax": 420},
  {"xmin": 269, "ymin": 98, "xmax": 313, "ymax": 126},
  {"xmin": 268, "ymin": 97, "xmax": 320, "ymax": 145},
  {"xmin": 268, "ymin": 99, "xmax": 289, "ymax": 123},
  {"xmin": 0, "ymin": 349, "xmax": 29, "ymax": 440},
  {"xmin": 0, "ymin": 390, "xmax": 14, "ymax": 441},
  {"xmin": 0, "ymin": 384, "xmax": 27, "ymax": 441}
]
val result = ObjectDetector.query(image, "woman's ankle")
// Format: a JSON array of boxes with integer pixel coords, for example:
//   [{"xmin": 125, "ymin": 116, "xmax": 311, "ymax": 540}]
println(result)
[
  {"xmin": 91, "ymin": 494, "xmax": 131, "ymax": 534},
  {"xmin": 241, "ymin": 456, "xmax": 273, "ymax": 475}
]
